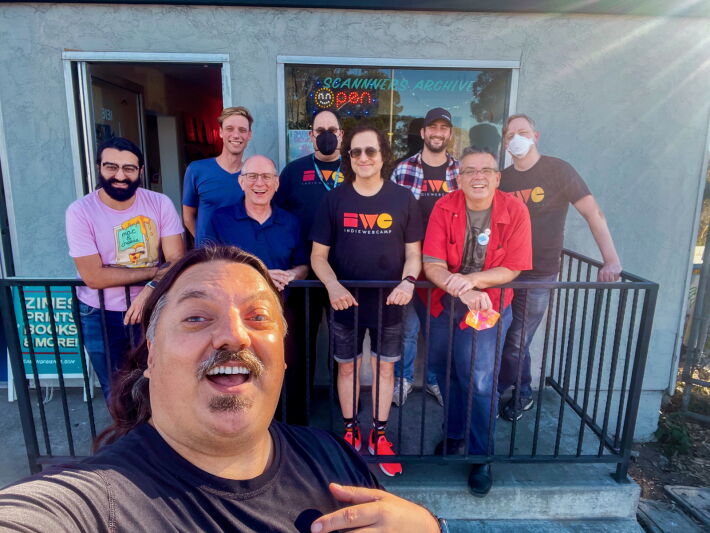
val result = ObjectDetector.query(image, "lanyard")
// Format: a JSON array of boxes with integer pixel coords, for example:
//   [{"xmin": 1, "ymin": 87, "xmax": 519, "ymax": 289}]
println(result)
[{"xmin": 312, "ymin": 154, "xmax": 341, "ymax": 191}]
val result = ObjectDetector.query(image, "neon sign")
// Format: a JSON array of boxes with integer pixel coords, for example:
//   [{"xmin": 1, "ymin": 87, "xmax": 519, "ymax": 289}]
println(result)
[
  {"xmin": 314, "ymin": 87, "xmax": 335, "ymax": 108},
  {"xmin": 313, "ymin": 87, "xmax": 374, "ymax": 111}
]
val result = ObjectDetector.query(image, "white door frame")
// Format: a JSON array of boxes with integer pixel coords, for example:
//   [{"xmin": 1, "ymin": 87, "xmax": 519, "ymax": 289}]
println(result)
[{"xmin": 62, "ymin": 51, "xmax": 232, "ymax": 199}]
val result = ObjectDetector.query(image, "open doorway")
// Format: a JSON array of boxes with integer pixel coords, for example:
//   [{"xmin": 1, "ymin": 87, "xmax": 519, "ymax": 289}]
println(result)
[{"xmin": 70, "ymin": 60, "xmax": 226, "ymax": 213}]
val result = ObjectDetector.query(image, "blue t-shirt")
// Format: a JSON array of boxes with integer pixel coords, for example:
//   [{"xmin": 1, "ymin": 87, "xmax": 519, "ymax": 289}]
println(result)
[
  {"xmin": 182, "ymin": 158, "xmax": 244, "ymax": 245},
  {"xmin": 202, "ymin": 200, "xmax": 308, "ymax": 271}
]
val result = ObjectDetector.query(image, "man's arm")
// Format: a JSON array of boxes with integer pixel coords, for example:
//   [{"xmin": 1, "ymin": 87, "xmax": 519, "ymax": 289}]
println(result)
[
  {"xmin": 123, "ymin": 233, "xmax": 185, "ymax": 325},
  {"xmin": 73, "ymin": 255, "xmax": 158, "ymax": 290},
  {"xmin": 573, "ymin": 195, "xmax": 622, "ymax": 282},
  {"xmin": 182, "ymin": 205, "xmax": 197, "ymax": 238},
  {"xmin": 386, "ymin": 241, "xmax": 421, "ymax": 306},
  {"xmin": 445, "ymin": 266, "xmax": 521, "ymax": 297},
  {"xmin": 311, "ymin": 242, "xmax": 358, "ymax": 310}
]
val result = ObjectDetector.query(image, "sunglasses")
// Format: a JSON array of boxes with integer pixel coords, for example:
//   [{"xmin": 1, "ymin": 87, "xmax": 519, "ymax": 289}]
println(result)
[{"xmin": 348, "ymin": 147, "xmax": 380, "ymax": 158}]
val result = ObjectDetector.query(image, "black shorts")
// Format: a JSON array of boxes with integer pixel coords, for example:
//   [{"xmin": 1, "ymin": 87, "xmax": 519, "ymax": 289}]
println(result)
[{"xmin": 332, "ymin": 320, "xmax": 402, "ymax": 363}]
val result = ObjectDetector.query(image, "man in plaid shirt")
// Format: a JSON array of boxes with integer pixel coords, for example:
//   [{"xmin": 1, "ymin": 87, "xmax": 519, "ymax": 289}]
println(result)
[{"xmin": 390, "ymin": 107, "xmax": 459, "ymax": 407}]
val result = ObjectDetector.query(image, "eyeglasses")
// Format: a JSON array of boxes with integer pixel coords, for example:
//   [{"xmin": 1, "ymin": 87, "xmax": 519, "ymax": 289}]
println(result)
[
  {"xmin": 460, "ymin": 168, "xmax": 498, "ymax": 178},
  {"xmin": 313, "ymin": 127, "xmax": 340, "ymax": 135},
  {"xmin": 102, "ymin": 162, "xmax": 140, "ymax": 177},
  {"xmin": 348, "ymin": 147, "xmax": 380, "ymax": 159},
  {"xmin": 242, "ymin": 173, "xmax": 277, "ymax": 183}
]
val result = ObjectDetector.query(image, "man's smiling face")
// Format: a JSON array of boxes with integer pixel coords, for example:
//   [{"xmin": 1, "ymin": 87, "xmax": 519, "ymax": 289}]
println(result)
[{"xmin": 145, "ymin": 260, "xmax": 285, "ymax": 445}]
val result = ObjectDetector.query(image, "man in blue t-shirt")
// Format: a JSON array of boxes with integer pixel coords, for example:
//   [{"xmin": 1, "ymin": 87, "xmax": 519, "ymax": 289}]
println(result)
[{"xmin": 182, "ymin": 106, "xmax": 253, "ymax": 245}]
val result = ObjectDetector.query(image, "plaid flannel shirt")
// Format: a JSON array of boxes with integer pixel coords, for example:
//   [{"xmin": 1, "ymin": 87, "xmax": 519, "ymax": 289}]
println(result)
[{"xmin": 390, "ymin": 151, "xmax": 460, "ymax": 199}]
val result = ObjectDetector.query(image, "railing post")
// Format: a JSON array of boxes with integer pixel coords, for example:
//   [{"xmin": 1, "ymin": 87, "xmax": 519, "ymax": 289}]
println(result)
[
  {"xmin": 0, "ymin": 282, "xmax": 41, "ymax": 474},
  {"xmin": 613, "ymin": 284, "xmax": 658, "ymax": 482}
]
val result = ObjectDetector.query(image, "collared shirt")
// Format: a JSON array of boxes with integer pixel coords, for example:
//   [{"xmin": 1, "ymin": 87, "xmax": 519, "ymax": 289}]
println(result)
[
  {"xmin": 202, "ymin": 200, "xmax": 308, "ymax": 270},
  {"xmin": 423, "ymin": 189, "xmax": 532, "ymax": 328},
  {"xmin": 390, "ymin": 151, "xmax": 459, "ymax": 201}
]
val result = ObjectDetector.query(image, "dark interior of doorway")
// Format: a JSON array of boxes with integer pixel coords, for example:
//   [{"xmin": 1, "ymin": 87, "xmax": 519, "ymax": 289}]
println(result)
[{"xmin": 89, "ymin": 62, "xmax": 223, "ymax": 213}]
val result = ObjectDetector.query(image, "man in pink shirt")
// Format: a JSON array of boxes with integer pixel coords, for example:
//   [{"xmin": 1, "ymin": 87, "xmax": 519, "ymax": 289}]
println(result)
[{"xmin": 65, "ymin": 137, "xmax": 184, "ymax": 401}]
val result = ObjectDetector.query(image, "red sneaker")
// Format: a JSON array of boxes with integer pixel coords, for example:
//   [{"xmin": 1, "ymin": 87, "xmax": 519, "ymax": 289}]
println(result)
[
  {"xmin": 344, "ymin": 426, "xmax": 362, "ymax": 451},
  {"xmin": 368, "ymin": 430, "xmax": 402, "ymax": 477}
]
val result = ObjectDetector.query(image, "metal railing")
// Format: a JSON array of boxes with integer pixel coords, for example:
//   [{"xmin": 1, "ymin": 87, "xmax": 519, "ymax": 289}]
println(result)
[{"xmin": 1, "ymin": 249, "xmax": 657, "ymax": 482}]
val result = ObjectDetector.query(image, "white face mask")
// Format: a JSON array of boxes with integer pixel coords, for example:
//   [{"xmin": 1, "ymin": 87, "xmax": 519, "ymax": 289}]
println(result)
[{"xmin": 506, "ymin": 134, "xmax": 535, "ymax": 158}]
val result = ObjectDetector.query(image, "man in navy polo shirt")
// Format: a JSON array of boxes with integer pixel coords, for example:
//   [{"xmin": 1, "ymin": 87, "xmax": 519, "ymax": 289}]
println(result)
[
  {"xmin": 202, "ymin": 155, "xmax": 307, "ymax": 289},
  {"xmin": 182, "ymin": 106, "xmax": 253, "ymax": 245}
]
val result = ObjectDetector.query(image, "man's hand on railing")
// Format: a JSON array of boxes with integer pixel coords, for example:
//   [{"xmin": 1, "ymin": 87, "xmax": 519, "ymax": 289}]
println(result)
[
  {"xmin": 598, "ymin": 261, "xmax": 622, "ymax": 282},
  {"xmin": 324, "ymin": 281, "xmax": 359, "ymax": 311},
  {"xmin": 311, "ymin": 483, "xmax": 440, "ymax": 533},
  {"xmin": 386, "ymin": 281, "xmax": 414, "ymax": 306},
  {"xmin": 268, "ymin": 269, "xmax": 292, "ymax": 291},
  {"xmin": 460, "ymin": 289, "xmax": 492, "ymax": 311},
  {"xmin": 443, "ymin": 272, "xmax": 475, "ymax": 297},
  {"xmin": 123, "ymin": 286, "xmax": 152, "ymax": 325}
]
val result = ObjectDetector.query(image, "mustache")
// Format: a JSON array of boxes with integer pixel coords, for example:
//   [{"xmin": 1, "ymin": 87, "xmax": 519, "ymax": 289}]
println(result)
[{"xmin": 195, "ymin": 348, "xmax": 265, "ymax": 380}]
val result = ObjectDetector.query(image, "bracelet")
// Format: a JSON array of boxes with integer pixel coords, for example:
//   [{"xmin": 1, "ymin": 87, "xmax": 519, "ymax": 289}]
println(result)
[
  {"xmin": 402, "ymin": 275, "xmax": 417, "ymax": 285},
  {"xmin": 146, "ymin": 280, "xmax": 158, "ymax": 289}
]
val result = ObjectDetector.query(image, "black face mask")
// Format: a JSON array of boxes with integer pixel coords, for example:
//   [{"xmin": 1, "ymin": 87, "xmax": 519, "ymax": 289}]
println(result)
[
  {"xmin": 99, "ymin": 175, "xmax": 142, "ymax": 202},
  {"xmin": 315, "ymin": 130, "xmax": 338, "ymax": 156}
]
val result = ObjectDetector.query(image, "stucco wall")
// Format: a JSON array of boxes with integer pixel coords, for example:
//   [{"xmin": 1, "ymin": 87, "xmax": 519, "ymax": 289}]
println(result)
[{"xmin": 1, "ymin": 4, "xmax": 709, "ymax": 438}]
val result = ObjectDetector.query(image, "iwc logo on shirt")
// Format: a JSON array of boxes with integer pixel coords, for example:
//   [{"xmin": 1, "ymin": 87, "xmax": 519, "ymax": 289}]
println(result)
[
  {"xmin": 420, "ymin": 179, "xmax": 450, "ymax": 196},
  {"xmin": 512, "ymin": 187, "xmax": 545, "ymax": 205},
  {"xmin": 342, "ymin": 212, "xmax": 393, "ymax": 234},
  {"xmin": 302, "ymin": 169, "xmax": 344, "ymax": 185}
]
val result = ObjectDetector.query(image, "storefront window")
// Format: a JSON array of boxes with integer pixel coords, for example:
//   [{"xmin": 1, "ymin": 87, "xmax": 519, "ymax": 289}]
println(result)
[{"xmin": 284, "ymin": 64, "xmax": 513, "ymax": 164}]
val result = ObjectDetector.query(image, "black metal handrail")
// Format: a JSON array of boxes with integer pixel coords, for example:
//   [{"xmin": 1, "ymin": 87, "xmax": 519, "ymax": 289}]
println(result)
[{"xmin": 0, "ymin": 249, "xmax": 658, "ymax": 482}]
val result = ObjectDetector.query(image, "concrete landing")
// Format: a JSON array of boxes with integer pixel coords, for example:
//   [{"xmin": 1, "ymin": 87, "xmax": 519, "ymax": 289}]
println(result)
[
  {"xmin": 446, "ymin": 518, "xmax": 644, "ymax": 532},
  {"xmin": 382, "ymin": 462, "xmax": 639, "ymax": 521}
]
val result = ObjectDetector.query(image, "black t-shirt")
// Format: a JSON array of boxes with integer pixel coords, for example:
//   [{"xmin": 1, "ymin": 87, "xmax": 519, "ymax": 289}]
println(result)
[
  {"xmin": 311, "ymin": 180, "xmax": 424, "ymax": 327},
  {"xmin": 499, "ymin": 155, "xmax": 591, "ymax": 275},
  {"xmin": 274, "ymin": 154, "xmax": 344, "ymax": 250},
  {"xmin": 0, "ymin": 423, "xmax": 380, "ymax": 533},
  {"xmin": 419, "ymin": 161, "xmax": 449, "ymax": 224}
]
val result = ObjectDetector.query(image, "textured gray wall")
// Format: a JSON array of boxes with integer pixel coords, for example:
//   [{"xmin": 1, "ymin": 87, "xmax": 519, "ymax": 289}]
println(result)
[{"xmin": 1, "ymin": 4, "xmax": 709, "ymax": 438}]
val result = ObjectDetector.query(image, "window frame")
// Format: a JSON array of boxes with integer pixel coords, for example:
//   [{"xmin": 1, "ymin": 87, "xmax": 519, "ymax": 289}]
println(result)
[{"xmin": 276, "ymin": 55, "xmax": 520, "ymax": 169}]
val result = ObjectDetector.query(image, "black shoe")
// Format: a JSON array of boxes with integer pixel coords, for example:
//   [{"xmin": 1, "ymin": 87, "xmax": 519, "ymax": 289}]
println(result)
[
  {"xmin": 468, "ymin": 464, "xmax": 492, "ymax": 497},
  {"xmin": 500, "ymin": 393, "xmax": 534, "ymax": 422},
  {"xmin": 434, "ymin": 438, "xmax": 465, "ymax": 455}
]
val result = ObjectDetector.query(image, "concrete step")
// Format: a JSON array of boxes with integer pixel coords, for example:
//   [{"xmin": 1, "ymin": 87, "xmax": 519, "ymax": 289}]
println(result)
[
  {"xmin": 446, "ymin": 519, "xmax": 644, "ymax": 532},
  {"xmin": 382, "ymin": 462, "xmax": 639, "ymax": 521}
]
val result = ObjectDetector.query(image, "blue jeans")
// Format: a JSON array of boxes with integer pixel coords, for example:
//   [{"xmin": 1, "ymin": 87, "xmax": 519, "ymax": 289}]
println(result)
[
  {"xmin": 79, "ymin": 302, "xmax": 141, "ymax": 401},
  {"xmin": 430, "ymin": 297, "xmax": 512, "ymax": 455},
  {"xmin": 498, "ymin": 273, "xmax": 557, "ymax": 398},
  {"xmin": 396, "ymin": 297, "xmax": 437, "ymax": 385}
]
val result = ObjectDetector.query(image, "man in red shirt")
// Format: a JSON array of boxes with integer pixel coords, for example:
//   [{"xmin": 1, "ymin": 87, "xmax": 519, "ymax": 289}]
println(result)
[{"xmin": 423, "ymin": 147, "xmax": 532, "ymax": 497}]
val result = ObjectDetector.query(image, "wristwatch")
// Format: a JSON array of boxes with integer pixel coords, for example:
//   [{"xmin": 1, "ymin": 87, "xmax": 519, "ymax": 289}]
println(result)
[
  {"xmin": 402, "ymin": 275, "xmax": 417, "ymax": 285},
  {"xmin": 146, "ymin": 280, "xmax": 158, "ymax": 289}
]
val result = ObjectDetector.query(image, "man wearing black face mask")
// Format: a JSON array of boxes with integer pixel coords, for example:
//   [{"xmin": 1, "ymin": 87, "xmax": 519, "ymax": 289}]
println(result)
[
  {"xmin": 274, "ymin": 110, "xmax": 344, "ymax": 425},
  {"xmin": 65, "ymin": 137, "xmax": 185, "ymax": 401}
]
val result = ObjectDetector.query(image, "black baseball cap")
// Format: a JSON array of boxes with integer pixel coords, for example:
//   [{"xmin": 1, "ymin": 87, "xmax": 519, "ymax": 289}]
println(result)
[{"xmin": 424, "ymin": 108, "xmax": 453, "ymax": 127}]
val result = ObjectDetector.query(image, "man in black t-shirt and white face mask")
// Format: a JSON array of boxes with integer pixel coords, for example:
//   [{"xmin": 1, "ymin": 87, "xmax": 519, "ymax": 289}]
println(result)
[
  {"xmin": 391, "ymin": 108, "xmax": 460, "ymax": 407},
  {"xmin": 497, "ymin": 114, "xmax": 622, "ymax": 423}
]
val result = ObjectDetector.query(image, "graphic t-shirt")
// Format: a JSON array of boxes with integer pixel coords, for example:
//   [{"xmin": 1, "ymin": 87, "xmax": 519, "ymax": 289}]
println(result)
[
  {"xmin": 311, "ymin": 181, "xmax": 424, "ymax": 327},
  {"xmin": 274, "ymin": 154, "xmax": 344, "ymax": 251},
  {"xmin": 418, "ymin": 161, "xmax": 450, "ymax": 224},
  {"xmin": 0, "ymin": 422, "xmax": 381, "ymax": 532},
  {"xmin": 66, "ymin": 188, "xmax": 183, "ymax": 311},
  {"xmin": 460, "ymin": 207, "xmax": 492, "ymax": 274},
  {"xmin": 499, "ymin": 156, "xmax": 591, "ymax": 275},
  {"xmin": 181, "ymin": 158, "xmax": 244, "ymax": 245}
]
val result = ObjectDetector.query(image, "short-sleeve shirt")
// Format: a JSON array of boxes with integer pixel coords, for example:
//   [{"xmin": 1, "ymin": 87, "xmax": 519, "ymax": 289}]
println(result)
[
  {"xmin": 274, "ymin": 154, "xmax": 344, "ymax": 250},
  {"xmin": 0, "ymin": 422, "xmax": 381, "ymax": 532},
  {"xmin": 310, "ymin": 180, "xmax": 424, "ymax": 327},
  {"xmin": 65, "ymin": 188, "xmax": 183, "ymax": 311},
  {"xmin": 201, "ymin": 200, "xmax": 308, "ymax": 271},
  {"xmin": 499, "ymin": 156, "xmax": 590, "ymax": 275},
  {"xmin": 181, "ymin": 158, "xmax": 244, "ymax": 245}
]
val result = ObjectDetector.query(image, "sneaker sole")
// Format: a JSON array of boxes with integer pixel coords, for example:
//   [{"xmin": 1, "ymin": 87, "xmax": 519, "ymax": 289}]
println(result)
[{"xmin": 368, "ymin": 444, "xmax": 402, "ymax": 476}]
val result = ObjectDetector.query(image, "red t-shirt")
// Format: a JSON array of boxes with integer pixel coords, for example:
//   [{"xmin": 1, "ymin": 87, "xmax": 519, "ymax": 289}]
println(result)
[{"xmin": 423, "ymin": 189, "xmax": 532, "ymax": 328}]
